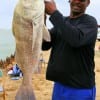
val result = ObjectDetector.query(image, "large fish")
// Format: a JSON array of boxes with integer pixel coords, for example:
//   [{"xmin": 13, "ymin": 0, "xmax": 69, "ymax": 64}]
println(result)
[{"xmin": 12, "ymin": 0, "xmax": 50, "ymax": 100}]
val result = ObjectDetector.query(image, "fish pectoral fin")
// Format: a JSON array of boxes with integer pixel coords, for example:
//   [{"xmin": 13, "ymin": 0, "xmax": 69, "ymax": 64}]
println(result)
[{"xmin": 42, "ymin": 24, "xmax": 51, "ymax": 42}]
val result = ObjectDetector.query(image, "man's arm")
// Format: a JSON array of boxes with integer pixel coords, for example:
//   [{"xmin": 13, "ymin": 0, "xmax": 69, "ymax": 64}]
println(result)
[
  {"xmin": 42, "ymin": 40, "xmax": 52, "ymax": 50},
  {"xmin": 45, "ymin": 1, "xmax": 98, "ymax": 47}
]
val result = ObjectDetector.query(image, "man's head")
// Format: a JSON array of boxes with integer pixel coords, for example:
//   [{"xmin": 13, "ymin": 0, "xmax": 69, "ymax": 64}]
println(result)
[{"xmin": 69, "ymin": 0, "xmax": 90, "ymax": 18}]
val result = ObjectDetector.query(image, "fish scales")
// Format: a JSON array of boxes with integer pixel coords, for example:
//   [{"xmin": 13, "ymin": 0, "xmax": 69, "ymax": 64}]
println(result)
[{"xmin": 12, "ymin": 0, "xmax": 50, "ymax": 100}]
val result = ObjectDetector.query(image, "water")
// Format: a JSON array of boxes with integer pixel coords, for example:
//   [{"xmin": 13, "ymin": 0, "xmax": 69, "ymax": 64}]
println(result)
[{"xmin": 0, "ymin": 29, "xmax": 15, "ymax": 60}]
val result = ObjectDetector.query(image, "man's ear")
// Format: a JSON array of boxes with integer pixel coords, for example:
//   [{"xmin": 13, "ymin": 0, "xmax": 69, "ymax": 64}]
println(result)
[{"xmin": 87, "ymin": 0, "xmax": 90, "ymax": 7}]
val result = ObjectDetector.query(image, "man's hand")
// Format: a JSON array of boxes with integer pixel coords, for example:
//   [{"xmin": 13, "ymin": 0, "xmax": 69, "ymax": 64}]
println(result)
[{"xmin": 45, "ymin": 0, "xmax": 57, "ymax": 15}]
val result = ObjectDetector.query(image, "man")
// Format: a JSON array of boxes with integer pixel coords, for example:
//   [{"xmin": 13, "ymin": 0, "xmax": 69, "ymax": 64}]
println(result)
[{"xmin": 43, "ymin": 0, "xmax": 98, "ymax": 100}]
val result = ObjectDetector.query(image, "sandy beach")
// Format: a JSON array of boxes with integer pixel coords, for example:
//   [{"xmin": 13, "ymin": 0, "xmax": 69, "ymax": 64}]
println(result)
[{"xmin": 0, "ymin": 41, "xmax": 100, "ymax": 100}]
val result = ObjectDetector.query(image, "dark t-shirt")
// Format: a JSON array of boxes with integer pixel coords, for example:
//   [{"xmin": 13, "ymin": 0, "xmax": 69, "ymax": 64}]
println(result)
[{"xmin": 42, "ymin": 11, "xmax": 98, "ymax": 88}]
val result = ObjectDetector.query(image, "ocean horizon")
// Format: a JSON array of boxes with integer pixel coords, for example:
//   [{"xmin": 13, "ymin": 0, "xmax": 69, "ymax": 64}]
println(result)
[{"xmin": 0, "ymin": 29, "xmax": 15, "ymax": 60}]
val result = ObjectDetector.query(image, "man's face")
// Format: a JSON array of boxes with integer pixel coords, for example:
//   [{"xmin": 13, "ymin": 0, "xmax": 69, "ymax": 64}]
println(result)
[{"xmin": 70, "ymin": 0, "xmax": 90, "ymax": 16}]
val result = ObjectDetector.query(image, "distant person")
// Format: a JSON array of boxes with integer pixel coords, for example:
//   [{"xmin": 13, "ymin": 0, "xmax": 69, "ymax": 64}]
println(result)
[
  {"xmin": 12, "ymin": 64, "xmax": 22, "ymax": 77},
  {"xmin": 7, "ymin": 64, "xmax": 22, "ymax": 77},
  {"xmin": 43, "ymin": 0, "xmax": 98, "ymax": 100}
]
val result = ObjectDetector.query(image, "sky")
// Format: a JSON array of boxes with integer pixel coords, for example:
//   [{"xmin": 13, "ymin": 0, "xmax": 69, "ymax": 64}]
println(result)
[{"xmin": 0, "ymin": 0, "xmax": 100, "ymax": 29}]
